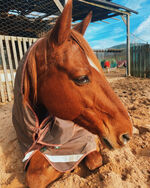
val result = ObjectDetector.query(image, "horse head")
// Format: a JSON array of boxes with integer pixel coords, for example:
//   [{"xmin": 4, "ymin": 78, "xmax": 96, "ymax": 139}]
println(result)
[{"xmin": 24, "ymin": 0, "xmax": 132, "ymax": 150}]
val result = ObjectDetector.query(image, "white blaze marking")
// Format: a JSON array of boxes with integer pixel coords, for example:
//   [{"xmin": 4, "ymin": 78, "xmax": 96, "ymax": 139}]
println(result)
[{"xmin": 87, "ymin": 56, "xmax": 100, "ymax": 73}]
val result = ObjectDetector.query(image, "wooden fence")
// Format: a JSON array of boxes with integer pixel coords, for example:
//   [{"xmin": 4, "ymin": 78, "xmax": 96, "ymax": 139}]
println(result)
[
  {"xmin": 0, "ymin": 35, "xmax": 37, "ymax": 102},
  {"xmin": 130, "ymin": 44, "xmax": 150, "ymax": 78}
]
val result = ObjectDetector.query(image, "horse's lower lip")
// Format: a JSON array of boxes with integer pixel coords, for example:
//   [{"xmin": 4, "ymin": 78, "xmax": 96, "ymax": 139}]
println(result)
[{"xmin": 102, "ymin": 137, "xmax": 114, "ymax": 150}]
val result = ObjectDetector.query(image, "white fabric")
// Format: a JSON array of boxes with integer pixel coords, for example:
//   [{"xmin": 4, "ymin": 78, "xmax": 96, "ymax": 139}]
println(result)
[
  {"xmin": 45, "ymin": 154, "xmax": 83, "ymax": 163},
  {"xmin": 22, "ymin": 150, "xmax": 34, "ymax": 162},
  {"xmin": 22, "ymin": 150, "xmax": 83, "ymax": 163}
]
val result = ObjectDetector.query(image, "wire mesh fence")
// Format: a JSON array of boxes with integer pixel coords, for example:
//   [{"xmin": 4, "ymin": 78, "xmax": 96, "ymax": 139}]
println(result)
[{"xmin": 0, "ymin": 0, "xmax": 64, "ymax": 38}]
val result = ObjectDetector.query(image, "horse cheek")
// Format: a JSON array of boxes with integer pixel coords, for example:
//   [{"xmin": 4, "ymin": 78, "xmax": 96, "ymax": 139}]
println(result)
[{"xmin": 38, "ymin": 80, "xmax": 82, "ymax": 120}]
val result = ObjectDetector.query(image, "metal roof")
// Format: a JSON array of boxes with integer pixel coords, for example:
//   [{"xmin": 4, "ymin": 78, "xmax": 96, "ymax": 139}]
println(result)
[
  {"xmin": 72, "ymin": 0, "xmax": 137, "ymax": 22},
  {"xmin": 0, "ymin": 0, "xmax": 137, "ymax": 37}
]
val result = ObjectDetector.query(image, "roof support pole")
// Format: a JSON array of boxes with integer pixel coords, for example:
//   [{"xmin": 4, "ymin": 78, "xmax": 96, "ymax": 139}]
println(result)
[
  {"xmin": 121, "ymin": 15, "xmax": 131, "ymax": 76},
  {"xmin": 65, "ymin": 0, "xmax": 68, "ymax": 5},
  {"xmin": 78, "ymin": 0, "xmax": 130, "ymax": 15},
  {"xmin": 126, "ymin": 14, "xmax": 131, "ymax": 76},
  {"xmin": 53, "ymin": 0, "xmax": 64, "ymax": 12}
]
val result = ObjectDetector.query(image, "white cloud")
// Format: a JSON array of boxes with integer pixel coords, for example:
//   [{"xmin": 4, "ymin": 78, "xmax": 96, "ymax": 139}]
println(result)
[
  {"xmin": 85, "ymin": 23, "xmax": 126, "ymax": 49},
  {"xmin": 125, "ymin": 0, "xmax": 147, "ymax": 11},
  {"xmin": 91, "ymin": 38, "xmax": 120, "ymax": 49},
  {"xmin": 113, "ymin": 27, "xmax": 124, "ymax": 34},
  {"xmin": 135, "ymin": 15, "xmax": 150, "ymax": 34},
  {"xmin": 84, "ymin": 23, "xmax": 105, "ymax": 41},
  {"xmin": 90, "ymin": 35, "xmax": 125, "ymax": 49},
  {"xmin": 134, "ymin": 15, "xmax": 150, "ymax": 42}
]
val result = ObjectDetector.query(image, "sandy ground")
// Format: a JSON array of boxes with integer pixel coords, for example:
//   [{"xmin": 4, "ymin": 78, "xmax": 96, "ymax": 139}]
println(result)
[{"xmin": 0, "ymin": 69, "xmax": 150, "ymax": 188}]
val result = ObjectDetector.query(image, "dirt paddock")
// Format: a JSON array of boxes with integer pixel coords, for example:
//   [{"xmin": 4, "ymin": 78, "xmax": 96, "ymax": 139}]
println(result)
[{"xmin": 0, "ymin": 69, "xmax": 150, "ymax": 188}]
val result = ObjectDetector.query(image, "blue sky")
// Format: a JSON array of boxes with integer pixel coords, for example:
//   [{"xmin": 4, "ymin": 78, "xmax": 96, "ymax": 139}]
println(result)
[{"xmin": 84, "ymin": 0, "xmax": 150, "ymax": 49}]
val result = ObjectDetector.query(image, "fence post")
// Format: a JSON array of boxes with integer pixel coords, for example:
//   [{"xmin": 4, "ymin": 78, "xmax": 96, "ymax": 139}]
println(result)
[{"xmin": 126, "ymin": 14, "xmax": 131, "ymax": 76}]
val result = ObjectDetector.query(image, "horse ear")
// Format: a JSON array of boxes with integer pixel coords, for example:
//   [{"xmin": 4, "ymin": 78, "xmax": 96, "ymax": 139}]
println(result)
[
  {"xmin": 73, "ymin": 11, "xmax": 92, "ymax": 35},
  {"xmin": 50, "ymin": 0, "xmax": 72, "ymax": 45}
]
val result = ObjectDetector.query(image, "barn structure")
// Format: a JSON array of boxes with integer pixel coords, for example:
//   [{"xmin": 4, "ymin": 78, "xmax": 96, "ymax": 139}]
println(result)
[{"xmin": 0, "ymin": 0, "xmax": 137, "ymax": 102}]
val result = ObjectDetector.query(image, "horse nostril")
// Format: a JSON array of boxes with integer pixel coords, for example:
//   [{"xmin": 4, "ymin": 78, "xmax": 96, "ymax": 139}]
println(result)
[
  {"xmin": 102, "ymin": 137, "xmax": 114, "ymax": 150},
  {"xmin": 121, "ymin": 133, "xmax": 130, "ymax": 145}
]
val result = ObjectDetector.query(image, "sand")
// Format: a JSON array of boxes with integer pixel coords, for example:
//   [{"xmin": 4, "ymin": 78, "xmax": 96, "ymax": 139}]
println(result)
[{"xmin": 0, "ymin": 70, "xmax": 150, "ymax": 188}]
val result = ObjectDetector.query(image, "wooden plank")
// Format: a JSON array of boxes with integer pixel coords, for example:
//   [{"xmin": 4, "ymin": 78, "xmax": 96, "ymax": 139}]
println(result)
[
  {"xmin": 135, "ymin": 46, "xmax": 137, "ymax": 76},
  {"xmin": 131, "ymin": 46, "xmax": 134, "ymax": 76},
  {"xmin": 138, "ymin": 46, "xmax": 140, "ymax": 77},
  {"xmin": 131, "ymin": 47, "xmax": 134, "ymax": 76},
  {"xmin": 139, "ymin": 46, "xmax": 142, "ymax": 77},
  {"xmin": 135, "ymin": 46, "xmax": 138, "ymax": 77},
  {"xmin": 141, "ymin": 46, "xmax": 144, "ymax": 77},
  {"xmin": 134, "ymin": 46, "xmax": 136, "ymax": 76},
  {"xmin": 0, "ymin": 72, "xmax": 5, "ymax": 102},
  {"xmin": 29, "ymin": 38, "xmax": 33, "ymax": 47},
  {"xmin": 130, "ymin": 47, "xmax": 133, "ymax": 76},
  {"xmin": 5, "ymin": 36, "xmax": 15, "ymax": 86},
  {"xmin": 142, "ymin": 45, "xmax": 145, "ymax": 77},
  {"xmin": 132, "ymin": 46, "xmax": 135, "ymax": 76},
  {"xmin": 0, "ymin": 36, "xmax": 12, "ymax": 101},
  {"xmin": 137, "ymin": 46, "xmax": 140, "ymax": 77},
  {"xmin": 23, "ymin": 38, "xmax": 27, "ymax": 54},
  {"xmin": 33, "ymin": 38, "xmax": 37, "ymax": 43},
  {"xmin": 144, "ymin": 44, "xmax": 148, "ymax": 78},
  {"xmin": 11, "ymin": 37, "xmax": 18, "ymax": 69},
  {"xmin": 17, "ymin": 37, "xmax": 23, "ymax": 60}
]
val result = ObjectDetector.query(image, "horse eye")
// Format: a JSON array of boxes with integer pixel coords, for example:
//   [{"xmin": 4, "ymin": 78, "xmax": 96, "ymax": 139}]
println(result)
[{"xmin": 74, "ymin": 75, "xmax": 90, "ymax": 86}]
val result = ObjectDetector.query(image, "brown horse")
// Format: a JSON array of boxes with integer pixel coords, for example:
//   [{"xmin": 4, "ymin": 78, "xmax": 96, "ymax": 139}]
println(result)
[{"xmin": 12, "ymin": 0, "xmax": 132, "ymax": 187}]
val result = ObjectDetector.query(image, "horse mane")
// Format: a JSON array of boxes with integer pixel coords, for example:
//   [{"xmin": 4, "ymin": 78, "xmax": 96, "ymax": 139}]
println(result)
[{"xmin": 23, "ymin": 45, "xmax": 38, "ymax": 105}]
